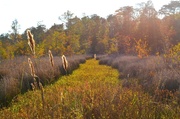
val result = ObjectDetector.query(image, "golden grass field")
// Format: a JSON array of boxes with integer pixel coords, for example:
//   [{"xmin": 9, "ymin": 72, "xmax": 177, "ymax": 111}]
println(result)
[{"xmin": 0, "ymin": 59, "xmax": 180, "ymax": 119}]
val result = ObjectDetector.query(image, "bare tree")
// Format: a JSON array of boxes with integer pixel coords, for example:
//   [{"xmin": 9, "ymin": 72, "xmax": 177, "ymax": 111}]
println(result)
[{"xmin": 11, "ymin": 19, "xmax": 20, "ymax": 42}]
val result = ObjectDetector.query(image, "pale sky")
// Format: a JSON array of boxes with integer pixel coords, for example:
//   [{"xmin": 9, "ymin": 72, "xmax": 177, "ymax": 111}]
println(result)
[{"xmin": 0, "ymin": 0, "xmax": 172, "ymax": 34}]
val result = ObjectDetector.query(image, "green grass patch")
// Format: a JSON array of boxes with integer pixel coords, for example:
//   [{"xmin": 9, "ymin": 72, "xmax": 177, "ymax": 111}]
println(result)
[{"xmin": 0, "ymin": 59, "xmax": 179, "ymax": 119}]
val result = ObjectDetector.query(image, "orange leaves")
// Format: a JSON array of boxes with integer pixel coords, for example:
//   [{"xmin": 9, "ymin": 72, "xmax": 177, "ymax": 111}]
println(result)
[{"xmin": 135, "ymin": 39, "xmax": 150, "ymax": 58}]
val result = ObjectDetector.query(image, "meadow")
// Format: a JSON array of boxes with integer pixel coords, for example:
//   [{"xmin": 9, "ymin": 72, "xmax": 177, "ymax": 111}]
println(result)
[{"xmin": 0, "ymin": 59, "xmax": 180, "ymax": 118}]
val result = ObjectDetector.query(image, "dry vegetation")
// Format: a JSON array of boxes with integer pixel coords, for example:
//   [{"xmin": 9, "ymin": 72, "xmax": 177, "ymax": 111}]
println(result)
[
  {"xmin": 0, "ymin": 59, "xmax": 180, "ymax": 119},
  {"xmin": 0, "ymin": 55, "xmax": 91, "ymax": 107},
  {"xmin": 0, "ymin": 29, "xmax": 93, "ymax": 107},
  {"xmin": 97, "ymin": 55, "xmax": 180, "ymax": 103}
]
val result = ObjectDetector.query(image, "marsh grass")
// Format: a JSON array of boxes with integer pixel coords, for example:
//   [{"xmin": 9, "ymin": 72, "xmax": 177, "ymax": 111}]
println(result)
[
  {"xmin": 98, "ymin": 55, "xmax": 180, "ymax": 106},
  {"xmin": 0, "ymin": 55, "xmax": 88, "ymax": 107},
  {"xmin": 98, "ymin": 55, "xmax": 179, "ymax": 89},
  {"xmin": 0, "ymin": 59, "xmax": 179, "ymax": 119}
]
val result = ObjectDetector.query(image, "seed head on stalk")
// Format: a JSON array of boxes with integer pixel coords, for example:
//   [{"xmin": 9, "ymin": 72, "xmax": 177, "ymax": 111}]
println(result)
[
  {"xmin": 48, "ymin": 50, "xmax": 54, "ymax": 67},
  {"xmin": 62, "ymin": 55, "xmax": 68, "ymax": 74},
  {"xmin": 94, "ymin": 54, "xmax": 96, "ymax": 59},
  {"xmin": 27, "ymin": 30, "xmax": 35, "ymax": 55},
  {"xmin": 28, "ymin": 58, "xmax": 36, "ymax": 77}
]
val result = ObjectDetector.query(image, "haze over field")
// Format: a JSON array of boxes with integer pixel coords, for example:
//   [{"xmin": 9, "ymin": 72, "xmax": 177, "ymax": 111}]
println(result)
[{"xmin": 1, "ymin": 0, "xmax": 172, "ymax": 34}]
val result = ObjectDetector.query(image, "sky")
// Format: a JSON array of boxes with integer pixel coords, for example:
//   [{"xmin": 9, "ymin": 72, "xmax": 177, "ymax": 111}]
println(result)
[{"xmin": 0, "ymin": 0, "xmax": 172, "ymax": 34}]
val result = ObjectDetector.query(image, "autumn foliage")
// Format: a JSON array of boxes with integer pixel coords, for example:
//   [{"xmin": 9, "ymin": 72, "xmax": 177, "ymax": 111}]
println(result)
[{"xmin": 0, "ymin": 1, "xmax": 180, "ymax": 59}]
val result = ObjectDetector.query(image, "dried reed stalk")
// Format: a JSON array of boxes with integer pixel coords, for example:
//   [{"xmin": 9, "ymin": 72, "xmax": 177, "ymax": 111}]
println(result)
[
  {"xmin": 62, "ymin": 55, "xmax": 68, "ymax": 74},
  {"xmin": 28, "ymin": 58, "xmax": 36, "ymax": 77},
  {"xmin": 28, "ymin": 58, "xmax": 39, "ymax": 89},
  {"xmin": 27, "ymin": 30, "xmax": 35, "ymax": 55},
  {"xmin": 48, "ymin": 50, "xmax": 54, "ymax": 67},
  {"xmin": 31, "ymin": 83, "xmax": 35, "ymax": 91},
  {"xmin": 94, "ymin": 54, "xmax": 96, "ymax": 59}
]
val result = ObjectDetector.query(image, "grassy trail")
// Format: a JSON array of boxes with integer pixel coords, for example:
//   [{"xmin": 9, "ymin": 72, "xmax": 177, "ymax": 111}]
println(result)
[
  {"xmin": 0, "ymin": 59, "xmax": 179, "ymax": 119},
  {"xmin": 0, "ymin": 59, "xmax": 120, "ymax": 118}
]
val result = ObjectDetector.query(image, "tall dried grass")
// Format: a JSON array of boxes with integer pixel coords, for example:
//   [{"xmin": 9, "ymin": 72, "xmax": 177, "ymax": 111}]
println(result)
[
  {"xmin": 62, "ymin": 55, "xmax": 68, "ymax": 74},
  {"xmin": 27, "ymin": 30, "xmax": 35, "ymax": 55},
  {"xmin": 0, "ymin": 59, "xmax": 179, "ymax": 118},
  {"xmin": 94, "ymin": 54, "xmax": 96, "ymax": 59},
  {"xmin": 98, "ymin": 55, "xmax": 180, "ymax": 97},
  {"xmin": 28, "ymin": 58, "xmax": 36, "ymax": 77},
  {"xmin": 48, "ymin": 50, "xmax": 54, "ymax": 67},
  {"xmin": 0, "ymin": 55, "xmax": 88, "ymax": 107},
  {"xmin": 0, "ymin": 29, "xmax": 93, "ymax": 107}
]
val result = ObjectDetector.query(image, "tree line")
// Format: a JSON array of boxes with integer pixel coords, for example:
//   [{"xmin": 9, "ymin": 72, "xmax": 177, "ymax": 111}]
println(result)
[{"xmin": 0, "ymin": 0, "xmax": 180, "ymax": 59}]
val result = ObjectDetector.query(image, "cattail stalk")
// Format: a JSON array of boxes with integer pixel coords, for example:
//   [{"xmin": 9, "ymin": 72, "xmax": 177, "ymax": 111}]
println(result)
[
  {"xmin": 48, "ymin": 50, "xmax": 54, "ymax": 67},
  {"xmin": 28, "ymin": 58, "xmax": 38, "ymax": 88},
  {"xmin": 27, "ymin": 30, "xmax": 45, "ymax": 109},
  {"xmin": 28, "ymin": 58, "xmax": 36, "ymax": 77},
  {"xmin": 27, "ymin": 30, "xmax": 35, "ymax": 55},
  {"xmin": 31, "ymin": 83, "xmax": 35, "ymax": 91},
  {"xmin": 28, "ymin": 58, "xmax": 39, "ymax": 89},
  {"xmin": 62, "ymin": 55, "xmax": 68, "ymax": 74},
  {"xmin": 94, "ymin": 54, "xmax": 96, "ymax": 59}
]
